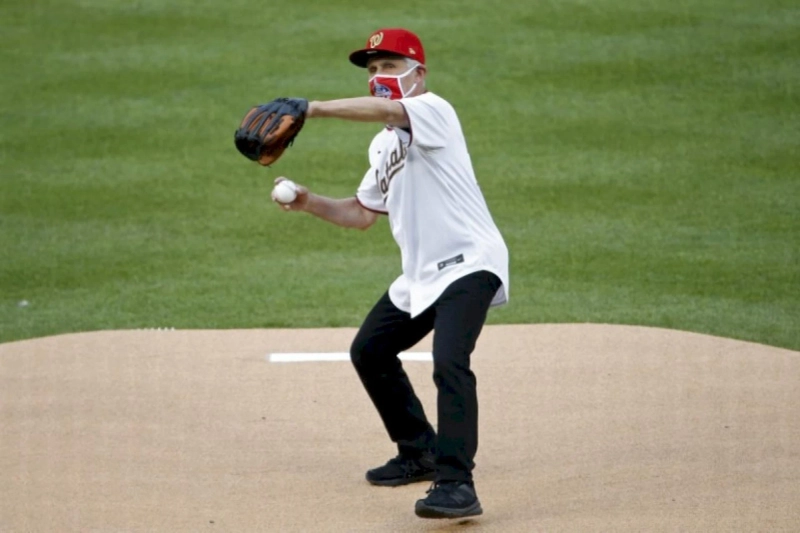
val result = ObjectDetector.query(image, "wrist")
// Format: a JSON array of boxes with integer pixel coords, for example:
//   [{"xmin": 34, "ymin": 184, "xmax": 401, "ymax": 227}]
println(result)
[
  {"xmin": 307, "ymin": 101, "xmax": 322, "ymax": 118},
  {"xmin": 300, "ymin": 192, "xmax": 317, "ymax": 213}
]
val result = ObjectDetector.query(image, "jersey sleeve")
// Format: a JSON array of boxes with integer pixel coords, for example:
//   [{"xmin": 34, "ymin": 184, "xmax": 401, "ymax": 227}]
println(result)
[
  {"xmin": 399, "ymin": 93, "xmax": 452, "ymax": 150},
  {"xmin": 355, "ymin": 167, "xmax": 387, "ymax": 214}
]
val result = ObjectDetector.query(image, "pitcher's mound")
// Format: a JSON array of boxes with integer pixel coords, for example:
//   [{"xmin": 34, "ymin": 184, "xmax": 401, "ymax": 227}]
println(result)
[{"xmin": 1, "ymin": 324, "xmax": 798, "ymax": 532}]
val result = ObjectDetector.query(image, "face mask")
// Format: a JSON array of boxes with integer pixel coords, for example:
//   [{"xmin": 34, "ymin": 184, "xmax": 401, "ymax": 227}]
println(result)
[{"xmin": 369, "ymin": 65, "xmax": 419, "ymax": 100}]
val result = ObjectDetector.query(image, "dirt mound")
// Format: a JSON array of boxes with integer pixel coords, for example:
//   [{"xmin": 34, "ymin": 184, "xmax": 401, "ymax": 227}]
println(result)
[{"xmin": 1, "ymin": 325, "xmax": 798, "ymax": 532}]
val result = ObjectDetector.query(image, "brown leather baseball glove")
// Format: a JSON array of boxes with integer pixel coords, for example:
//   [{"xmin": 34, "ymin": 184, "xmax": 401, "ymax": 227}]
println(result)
[{"xmin": 234, "ymin": 98, "xmax": 308, "ymax": 166}]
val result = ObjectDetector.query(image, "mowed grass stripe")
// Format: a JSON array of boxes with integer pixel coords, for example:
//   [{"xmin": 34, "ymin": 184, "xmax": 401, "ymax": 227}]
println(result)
[{"xmin": 1, "ymin": 0, "xmax": 798, "ymax": 347}]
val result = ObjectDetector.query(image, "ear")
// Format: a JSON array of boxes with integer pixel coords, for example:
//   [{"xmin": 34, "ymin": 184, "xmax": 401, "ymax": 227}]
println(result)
[{"xmin": 415, "ymin": 65, "xmax": 428, "ymax": 83}]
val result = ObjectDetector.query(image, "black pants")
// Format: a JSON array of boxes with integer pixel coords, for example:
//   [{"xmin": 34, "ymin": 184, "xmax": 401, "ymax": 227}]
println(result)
[{"xmin": 350, "ymin": 270, "xmax": 502, "ymax": 483}]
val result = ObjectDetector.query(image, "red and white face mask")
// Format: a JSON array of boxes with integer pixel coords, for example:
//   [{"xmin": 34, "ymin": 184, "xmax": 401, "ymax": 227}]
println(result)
[{"xmin": 369, "ymin": 65, "xmax": 419, "ymax": 100}]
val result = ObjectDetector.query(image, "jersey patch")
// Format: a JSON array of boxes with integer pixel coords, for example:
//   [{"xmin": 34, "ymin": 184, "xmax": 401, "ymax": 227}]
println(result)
[{"xmin": 437, "ymin": 254, "xmax": 464, "ymax": 271}]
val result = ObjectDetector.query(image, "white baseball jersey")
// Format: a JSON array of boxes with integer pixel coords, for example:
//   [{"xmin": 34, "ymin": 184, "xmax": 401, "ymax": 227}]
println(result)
[{"xmin": 356, "ymin": 91, "xmax": 509, "ymax": 317}]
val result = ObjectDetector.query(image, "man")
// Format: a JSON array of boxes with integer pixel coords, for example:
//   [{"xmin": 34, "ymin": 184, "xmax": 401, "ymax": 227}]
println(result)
[{"xmin": 272, "ymin": 28, "xmax": 509, "ymax": 519}]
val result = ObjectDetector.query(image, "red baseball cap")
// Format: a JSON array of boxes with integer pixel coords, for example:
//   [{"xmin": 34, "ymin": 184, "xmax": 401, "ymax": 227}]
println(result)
[{"xmin": 349, "ymin": 28, "xmax": 426, "ymax": 68}]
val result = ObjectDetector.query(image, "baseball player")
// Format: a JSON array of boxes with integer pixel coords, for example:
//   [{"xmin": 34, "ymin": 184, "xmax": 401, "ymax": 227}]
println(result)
[{"xmin": 272, "ymin": 28, "xmax": 509, "ymax": 519}]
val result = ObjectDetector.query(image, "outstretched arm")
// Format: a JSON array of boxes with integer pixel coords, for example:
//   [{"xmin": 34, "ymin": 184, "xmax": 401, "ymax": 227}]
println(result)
[
  {"xmin": 307, "ymin": 97, "xmax": 409, "ymax": 129},
  {"xmin": 272, "ymin": 178, "xmax": 378, "ymax": 231}
]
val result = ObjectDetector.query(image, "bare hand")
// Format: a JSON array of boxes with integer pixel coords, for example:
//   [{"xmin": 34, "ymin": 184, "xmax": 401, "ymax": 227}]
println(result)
[{"xmin": 272, "ymin": 177, "xmax": 310, "ymax": 211}]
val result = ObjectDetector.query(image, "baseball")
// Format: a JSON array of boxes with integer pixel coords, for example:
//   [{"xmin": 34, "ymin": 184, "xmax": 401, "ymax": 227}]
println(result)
[{"xmin": 273, "ymin": 180, "xmax": 298, "ymax": 204}]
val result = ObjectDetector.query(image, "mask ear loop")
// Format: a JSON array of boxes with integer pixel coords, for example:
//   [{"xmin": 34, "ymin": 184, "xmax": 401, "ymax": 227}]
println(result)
[
  {"xmin": 401, "ymin": 79, "xmax": 419, "ymax": 98},
  {"xmin": 398, "ymin": 65, "xmax": 420, "ymax": 98}
]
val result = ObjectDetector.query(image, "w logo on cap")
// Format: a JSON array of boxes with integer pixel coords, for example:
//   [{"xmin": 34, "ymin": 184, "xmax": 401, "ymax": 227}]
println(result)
[{"xmin": 369, "ymin": 32, "xmax": 384, "ymax": 48}]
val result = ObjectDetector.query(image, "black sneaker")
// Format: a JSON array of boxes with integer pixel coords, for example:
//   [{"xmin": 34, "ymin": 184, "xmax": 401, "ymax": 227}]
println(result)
[
  {"xmin": 365, "ymin": 453, "xmax": 436, "ymax": 486},
  {"xmin": 414, "ymin": 481, "xmax": 483, "ymax": 519}
]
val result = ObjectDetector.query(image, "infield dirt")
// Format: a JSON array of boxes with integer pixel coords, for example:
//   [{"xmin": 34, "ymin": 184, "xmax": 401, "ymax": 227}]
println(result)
[{"xmin": 1, "ymin": 325, "xmax": 798, "ymax": 532}]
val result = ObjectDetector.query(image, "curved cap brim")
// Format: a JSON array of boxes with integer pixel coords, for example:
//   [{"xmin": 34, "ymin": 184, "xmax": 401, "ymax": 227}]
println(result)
[{"xmin": 349, "ymin": 48, "xmax": 414, "ymax": 68}]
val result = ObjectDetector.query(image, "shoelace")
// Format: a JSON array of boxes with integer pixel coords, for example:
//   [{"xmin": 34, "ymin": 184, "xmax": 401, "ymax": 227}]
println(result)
[{"xmin": 388, "ymin": 455, "xmax": 421, "ymax": 475}]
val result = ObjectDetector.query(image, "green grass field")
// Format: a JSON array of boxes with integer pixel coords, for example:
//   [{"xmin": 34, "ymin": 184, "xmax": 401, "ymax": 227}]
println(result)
[{"xmin": 1, "ymin": 0, "xmax": 798, "ymax": 348}]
